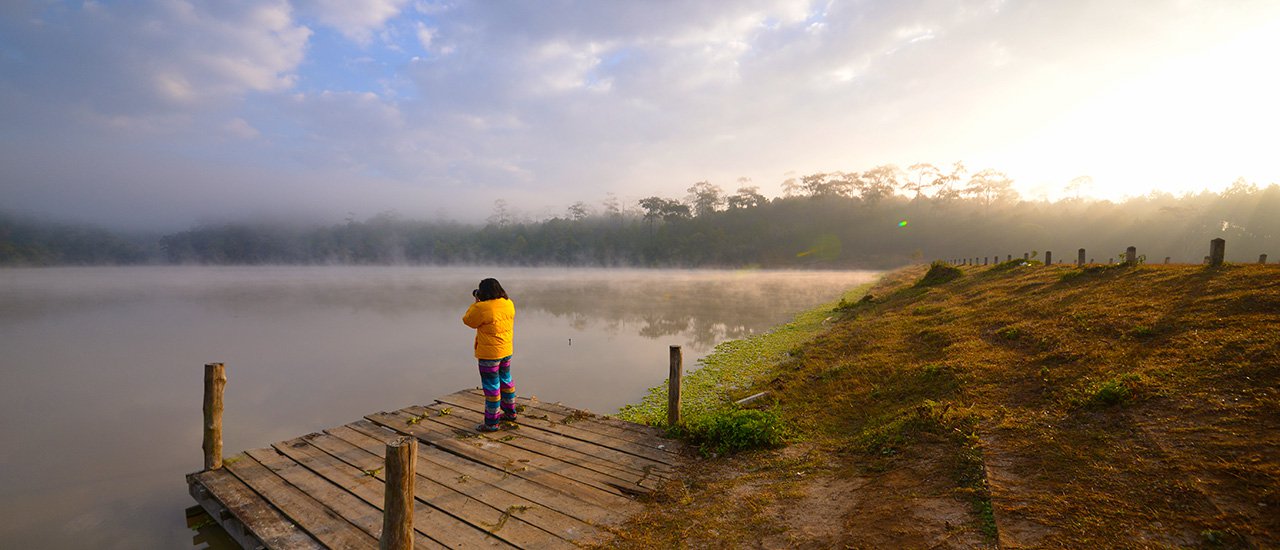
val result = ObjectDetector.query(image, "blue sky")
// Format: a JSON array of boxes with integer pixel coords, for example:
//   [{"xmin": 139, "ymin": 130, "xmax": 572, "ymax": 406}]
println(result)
[{"xmin": 2, "ymin": 0, "xmax": 1278, "ymax": 230}]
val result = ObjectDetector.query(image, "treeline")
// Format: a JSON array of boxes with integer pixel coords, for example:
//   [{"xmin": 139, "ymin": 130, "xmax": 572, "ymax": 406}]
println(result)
[
  {"xmin": 154, "ymin": 178, "xmax": 1278, "ymax": 268},
  {"xmin": 4, "ymin": 166, "xmax": 1277, "ymax": 268},
  {"xmin": 0, "ymin": 212, "xmax": 152, "ymax": 265}
]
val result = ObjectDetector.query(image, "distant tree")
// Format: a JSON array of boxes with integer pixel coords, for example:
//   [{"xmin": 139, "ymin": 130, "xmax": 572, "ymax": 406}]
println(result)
[
  {"xmin": 933, "ymin": 161, "xmax": 967, "ymax": 204},
  {"xmin": 856, "ymin": 164, "xmax": 902, "ymax": 204},
  {"xmin": 801, "ymin": 172, "xmax": 855, "ymax": 198},
  {"xmin": 781, "ymin": 176, "xmax": 803, "ymax": 197},
  {"xmin": 488, "ymin": 199, "xmax": 512, "ymax": 227},
  {"xmin": 727, "ymin": 185, "xmax": 767, "ymax": 209},
  {"xmin": 638, "ymin": 197, "xmax": 691, "ymax": 223},
  {"xmin": 905, "ymin": 163, "xmax": 941, "ymax": 199},
  {"xmin": 964, "ymin": 169, "xmax": 1019, "ymax": 207},
  {"xmin": 567, "ymin": 201, "xmax": 590, "ymax": 221},
  {"xmin": 1224, "ymin": 177, "xmax": 1258, "ymax": 197},
  {"xmin": 686, "ymin": 181, "xmax": 725, "ymax": 216},
  {"xmin": 602, "ymin": 193, "xmax": 622, "ymax": 219},
  {"xmin": 1065, "ymin": 175, "xmax": 1093, "ymax": 200}
]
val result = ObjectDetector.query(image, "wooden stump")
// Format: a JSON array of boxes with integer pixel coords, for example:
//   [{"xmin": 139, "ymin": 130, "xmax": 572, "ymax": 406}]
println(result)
[
  {"xmin": 380, "ymin": 436, "xmax": 416, "ymax": 550},
  {"xmin": 203, "ymin": 362, "xmax": 226, "ymax": 471},
  {"xmin": 668, "ymin": 345, "xmax": 683, "ymax": 427},
  {"xmin": 1210, "ymin": 238, "xmax": 1226, "ymax": 267}
]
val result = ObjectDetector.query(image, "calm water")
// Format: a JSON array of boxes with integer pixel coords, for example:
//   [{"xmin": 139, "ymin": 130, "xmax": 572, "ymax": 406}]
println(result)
[{"xmin": 0, "ymin": 266, "xmax": 878, "ymax": 548}]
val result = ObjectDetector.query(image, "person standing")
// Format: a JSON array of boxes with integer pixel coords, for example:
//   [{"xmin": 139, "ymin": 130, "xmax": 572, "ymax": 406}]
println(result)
[{"xmin": 462, "ymin": 278, "xmax": 517, "ymax": 432}]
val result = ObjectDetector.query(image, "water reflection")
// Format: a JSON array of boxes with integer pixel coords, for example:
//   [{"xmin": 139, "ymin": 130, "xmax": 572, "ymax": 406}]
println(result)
[{"xmin": 0, "ymin": 266, "xmax": 878, "ymax": 548}]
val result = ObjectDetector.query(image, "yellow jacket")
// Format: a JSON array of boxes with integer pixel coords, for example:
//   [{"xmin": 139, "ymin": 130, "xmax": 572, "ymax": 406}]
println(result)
[{"xmin": 462, "ymin": 298, "xmax": 515, "ymax": 359}]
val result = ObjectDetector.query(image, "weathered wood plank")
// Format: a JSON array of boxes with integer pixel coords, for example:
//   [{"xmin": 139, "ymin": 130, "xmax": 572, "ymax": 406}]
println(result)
[
  {"xmin": 304, "ymin": 430, "xmax": 576, "ymax": 550},
  {"xmin": 190, "ymin": 468, "xmax": 323, "ymax": 550},
  {"xmin": 407, "ymin": 404, "xmax": 660, "ymax": 494},
  {"xmin": 271, "ymin": 436, "xmax": 510, "ymax": 549},
  {"xmin": 243, "ymin": 447, "xmax": 443, "ymax": 550},
  {"xmin": 436, "ymin": 392, "xmax": 678, "ymax": 470},
  {"xmin": 413, "ymin": 403, "xmax": 666, "ymax": 489},
  {"xmin": 223, "ymin": 451, "xmax": 379, "ymax": 549},
  {"xmin": 365, "ymin": 410, "xmax": 641, "ymax": 512},
  {"xmin": 458, "ymin": 389, "xmax": 678, "ymax": 451},
  {"xmin": 328, "ymin": 424, "xmax": 609, "ymax": 545},
  {"xmin": 345, "ymin": 419, "xmax": 621, "ymax": 527}
]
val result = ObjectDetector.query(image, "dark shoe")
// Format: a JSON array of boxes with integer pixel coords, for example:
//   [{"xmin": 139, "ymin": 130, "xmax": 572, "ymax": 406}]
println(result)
[
  {"xmin": 500, "ymin": 413, "xmax": 518, "ymax": 422},
  {"xmin": 475, "ymin": 423, "xmax": 500, "ymax": 433}
]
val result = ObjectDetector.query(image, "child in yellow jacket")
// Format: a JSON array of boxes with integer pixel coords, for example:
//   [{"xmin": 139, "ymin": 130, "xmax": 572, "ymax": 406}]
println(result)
[{"xmin": 463, "ymin": 278, "xmax": 516, "ymax": 432}]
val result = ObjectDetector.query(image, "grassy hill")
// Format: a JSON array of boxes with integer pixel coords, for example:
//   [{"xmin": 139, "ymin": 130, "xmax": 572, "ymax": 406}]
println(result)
[{"xmin": 607, "ymin": 261, "xmax": 1279, "ymax": 548}]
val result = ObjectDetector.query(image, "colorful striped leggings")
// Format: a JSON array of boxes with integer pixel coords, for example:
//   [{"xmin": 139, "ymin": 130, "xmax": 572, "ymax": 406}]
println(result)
[{"xmin": 478, "ymin": 355, "xmax": 516, "ymax": 427}]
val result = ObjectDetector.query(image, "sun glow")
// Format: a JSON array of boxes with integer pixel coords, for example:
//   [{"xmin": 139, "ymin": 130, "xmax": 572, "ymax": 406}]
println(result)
[{"xmin": 999, "ymin": 19, "xmax": 1280, "ymax": 201}]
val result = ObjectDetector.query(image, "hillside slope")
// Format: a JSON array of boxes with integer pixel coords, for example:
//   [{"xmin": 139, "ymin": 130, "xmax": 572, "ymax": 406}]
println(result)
[{"xmin": 607, "ymin": 262, "xmax": 1278, "ymax": 548}]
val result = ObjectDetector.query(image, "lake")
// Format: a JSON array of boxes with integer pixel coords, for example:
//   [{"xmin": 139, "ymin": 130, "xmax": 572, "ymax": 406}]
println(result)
[{"xmin": 0, "ymin": 266, "xmax": 878, "ymax": 548}]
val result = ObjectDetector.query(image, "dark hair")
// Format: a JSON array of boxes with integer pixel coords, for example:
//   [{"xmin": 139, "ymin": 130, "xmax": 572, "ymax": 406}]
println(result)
[{"xmin": 476, "ymin": 278, "xmax": 508, "ymax": 301}]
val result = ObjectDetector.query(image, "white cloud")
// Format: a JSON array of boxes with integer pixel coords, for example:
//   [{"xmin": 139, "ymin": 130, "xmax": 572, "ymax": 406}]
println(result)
[
  {"xmin": 224, "ymin": 117, "xmax": 261, "ymax": 139},
  {"xmin": 298, "ymin": 0, "xmax": 409, "ymax": 45}
]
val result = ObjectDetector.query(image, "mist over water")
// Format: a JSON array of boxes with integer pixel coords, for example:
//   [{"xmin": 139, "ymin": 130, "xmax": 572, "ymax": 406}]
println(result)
[{"xmin": 0, "ymin": 265, "xmax": 878, "ymax": 548}]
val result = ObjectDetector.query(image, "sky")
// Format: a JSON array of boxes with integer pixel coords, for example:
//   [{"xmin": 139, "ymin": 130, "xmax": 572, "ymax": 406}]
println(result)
[{"xmin": 2, "ymin": 0, "xmax": 1279, "ymax": 230}]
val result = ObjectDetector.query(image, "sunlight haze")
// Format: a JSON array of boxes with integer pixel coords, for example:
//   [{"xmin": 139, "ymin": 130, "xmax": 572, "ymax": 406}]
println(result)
[{"xmin": 2, "ymin": 0, "xmax": 1277, "ymax": 229}]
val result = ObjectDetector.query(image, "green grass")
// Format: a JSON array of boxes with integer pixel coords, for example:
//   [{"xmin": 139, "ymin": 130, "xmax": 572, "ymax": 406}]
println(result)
[{"xmin": 615, "ymin": 283, "xmax": 873, "ymax": 433}]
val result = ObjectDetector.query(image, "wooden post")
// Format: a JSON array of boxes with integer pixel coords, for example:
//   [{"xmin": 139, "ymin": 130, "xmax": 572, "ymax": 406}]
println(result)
[
  {"xmin": 1210, "ymin": 238, "xmax": 1226, "ymax": 266},
  {"xmin": 1164, "ymin": 257, "xmax": 1170, "ymax": 264},
  {"xmin": 1007, "ymin": 254, "xmax": 1012, "ymax": 262},
  {"xmin": 1077, "ymin": 248, "xmax": 1086, "ymax": 267},
  {"xmin": 1262, "ymin": 254, "xmax": 1269, "ymax": 264},
  {"xmin": 1023, "ymin": 252, "xmax": 1029, "ymax": 261},
  {"xmin": 380, "ymin": 436, "xmax": 416, "ymax": 550},
  {"xmin": 203, "ymin": 362, "xmax": 226, "ymax": 471},
  {"xmin": 1125, "ymin": 246, "xmax": 1137, "ymax": 265},
  {"xmin": 1044, "ymin": 251, "xmax": 1052, "ymax": 266},
  {"xmin": 668, "ymin": 345, "xmax": 683, "ymax": 427}
]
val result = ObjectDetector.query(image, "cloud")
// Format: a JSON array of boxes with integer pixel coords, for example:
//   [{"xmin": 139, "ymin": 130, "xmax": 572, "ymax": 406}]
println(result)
[
  {"xmin": 296, "ymin": 0, "xmax": 409, "ymax": 45},
  {"xmin": 2, "ymin": 0, "xmax": 1278, "ymax": 229},
  {"xmin": 0, "ymin": 0, "xmax": 309, "ymax": 119}
]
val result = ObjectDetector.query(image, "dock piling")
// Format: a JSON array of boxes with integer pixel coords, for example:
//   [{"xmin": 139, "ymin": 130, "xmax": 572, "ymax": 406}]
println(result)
[
  {"xmin": 203, "ymin": 362, "xmax": 226, "ymax": 471},
  {"xmin": 668, "ymin": 345, "xmax": 683, "ymax": 427},
  {"xmin": 380, "ymin": 436, "xmax": 416, "ymax": 550}
]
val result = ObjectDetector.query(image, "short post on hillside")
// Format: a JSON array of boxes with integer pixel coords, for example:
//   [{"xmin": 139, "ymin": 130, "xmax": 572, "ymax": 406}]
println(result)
[
  {"xmin": 668, "ymin": 345, "xmax": 683, "ymax": 427},
  {"xmin": 1045, "ymin": 251, "xmax": 1052, "ymax": 266},
  {"xmin": 1077, "ymin": 248, "xmax": 1085, "ymax": 267},
  {"xmin": 1210, "ymin": 238, "xmax": 1226, "ymax": 267},
  {"xmin": 1260, "ymin": 254, "xmax": 1268, "ymax": 264},
  {"xmin": 1125, "ymin": 246, "xmax": 1137, "ymax": 265},
  {"xmin": 380, "ymin": 436, "xmax": 416, "ymax": 550},
  {"xmin": 203, "ymin": 362, "xmax": 226, "ymax": 471}
]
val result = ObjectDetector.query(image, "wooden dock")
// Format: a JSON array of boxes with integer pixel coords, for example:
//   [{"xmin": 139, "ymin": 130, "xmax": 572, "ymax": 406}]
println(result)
[{"xmin": 187, "ymin": 388, "xmax": 686, "ymax": 549}]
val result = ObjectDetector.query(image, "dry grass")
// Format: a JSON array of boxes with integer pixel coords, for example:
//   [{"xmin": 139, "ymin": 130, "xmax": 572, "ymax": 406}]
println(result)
[{"xmin": 601, "ymin": 262, "xmax": 1279, "ymax": 548}]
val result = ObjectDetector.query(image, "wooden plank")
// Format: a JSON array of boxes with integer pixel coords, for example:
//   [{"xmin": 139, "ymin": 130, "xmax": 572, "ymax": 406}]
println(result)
[
  {"xmin": 458, "ymin": 389, "xmax": 679, "ymax": 451},
  {"xmin": 304, "ymin": 430, "xmax": 576, "ymax": 550},
  {"xmin": 189, "ymin": 468, "xmax": 322, "ymax": 550},
  {"xmin": 407, "ymin": 404, "xmax": 660, "ymax": 494},
  {"xmin": 223, "ymin": 451, "xmax": 380, "ymax": 549},
  {"xmin": 366, "ymin": 410, "xmax": 641, "ymax": 512},
  {"xmin": 327, "ymin": 424, "xmax": 608, "ymax": 545},
  {"xmin": 413, "ymin": 403, "xmax": 666, "ymax": 490},
  {"xmin": 244, "ymin": 447, "xmax": 443, "ymax": 550},
  {"xmin": 344, "ymin": 420, "xmax": 622, "ymax": 528},
  {"xmin": 436, "ymin": 392, "xmax": 678, "ymax": 470},
  {"xmin": 271, "ymin": 436, "xmax": 511, "ymax": 549}
]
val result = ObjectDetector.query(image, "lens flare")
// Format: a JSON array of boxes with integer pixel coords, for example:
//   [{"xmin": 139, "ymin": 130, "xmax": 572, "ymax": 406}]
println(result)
[{"xmin": 898, "ymin": 220, "xmax": 908, "ymax": 227}]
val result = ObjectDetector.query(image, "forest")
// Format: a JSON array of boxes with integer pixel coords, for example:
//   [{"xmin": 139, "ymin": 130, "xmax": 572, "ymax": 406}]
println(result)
[{"xmin": 3, "ymin": 165, "xmax": 1277, "ymax": 268}]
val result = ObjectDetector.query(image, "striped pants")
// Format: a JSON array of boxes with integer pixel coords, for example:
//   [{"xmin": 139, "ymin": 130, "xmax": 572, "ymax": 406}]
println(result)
[{"xmin": 478, "ymin": 355, "xmax": 516, "ymax": 427}]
